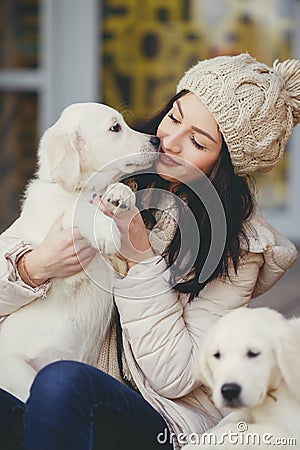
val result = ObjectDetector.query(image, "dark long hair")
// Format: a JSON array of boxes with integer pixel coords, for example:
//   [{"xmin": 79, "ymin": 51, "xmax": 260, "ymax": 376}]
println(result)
[{"xmin": 125, "ymin": 90, "xmax": 255, "ymax": 300}]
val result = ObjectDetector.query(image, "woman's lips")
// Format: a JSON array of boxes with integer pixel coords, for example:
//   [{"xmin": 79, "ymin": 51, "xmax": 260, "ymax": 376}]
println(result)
[{"xmin": 159, "ymin": 149, "xmax": 181, "ymax": 166}]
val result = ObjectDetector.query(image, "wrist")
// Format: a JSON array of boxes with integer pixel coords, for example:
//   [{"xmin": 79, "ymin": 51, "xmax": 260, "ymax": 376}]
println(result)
[{"xmin": 17, "ymin": 251, "xmax": 50, "ymax": 287}]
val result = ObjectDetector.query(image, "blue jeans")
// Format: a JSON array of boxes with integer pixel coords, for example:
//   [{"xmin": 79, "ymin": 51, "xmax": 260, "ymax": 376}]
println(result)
[{"xmin": 0, "ymin": 361, "xmax": 173, "ymax": 450}]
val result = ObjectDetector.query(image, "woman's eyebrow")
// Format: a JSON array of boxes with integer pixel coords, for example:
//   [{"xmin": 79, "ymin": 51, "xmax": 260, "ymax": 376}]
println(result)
[
  {"xmin": 175, "ymin": 100, "xmax": 184, "ymax": 118},
  {"xmin": 176, "ymin": 100, "xmax": 218, "ymax": 144},
  {"xmin": 192, "ymin": 126, "xmax": 218, "ymax": 144}
]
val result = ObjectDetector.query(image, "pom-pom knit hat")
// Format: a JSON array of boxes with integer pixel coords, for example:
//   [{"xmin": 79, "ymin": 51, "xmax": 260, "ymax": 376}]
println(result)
[{"xmin": 177, "ymin": 53, "xmax": 300, "ymax": 176}]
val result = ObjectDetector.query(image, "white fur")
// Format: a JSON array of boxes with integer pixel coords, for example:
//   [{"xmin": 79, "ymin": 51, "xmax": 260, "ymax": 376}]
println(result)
[
  {"xmin": 183, "ymin": 307, "xmax": 300, "ymax": 449},
  {"xmin": 0, "ymin": 102, "xmax": 158, "ymax": 401}
]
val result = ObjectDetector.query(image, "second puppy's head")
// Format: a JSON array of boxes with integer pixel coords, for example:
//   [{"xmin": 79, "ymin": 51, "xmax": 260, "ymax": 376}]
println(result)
[{"xmin": 194, "ymin": 307, "xmax": 297, "ymax": 411}]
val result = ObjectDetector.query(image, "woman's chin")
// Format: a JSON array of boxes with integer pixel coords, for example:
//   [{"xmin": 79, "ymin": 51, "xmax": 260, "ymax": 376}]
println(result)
[
  {"xmin": 155, "ymin": 169, "xmax": 180, "ymax": 184},
  {"xmin": 154, "ymin": 161, "xmax": 180, "ymax": 184}
]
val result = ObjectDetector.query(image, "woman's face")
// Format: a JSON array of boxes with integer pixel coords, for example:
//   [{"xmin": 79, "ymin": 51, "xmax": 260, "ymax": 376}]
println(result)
[{"xmin": 155, "ymin": 93, "xmax": 222, "ymax": 185}]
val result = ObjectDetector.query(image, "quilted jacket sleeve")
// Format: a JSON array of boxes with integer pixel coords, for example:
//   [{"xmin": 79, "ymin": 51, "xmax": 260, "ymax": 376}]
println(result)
[
  {"xmin": 113, "ymin": 251, "xmax": 263, "ymax": 399},
  {"xmin": 0, "ymin": 219, "xmax": 51, "ymax": 316}
]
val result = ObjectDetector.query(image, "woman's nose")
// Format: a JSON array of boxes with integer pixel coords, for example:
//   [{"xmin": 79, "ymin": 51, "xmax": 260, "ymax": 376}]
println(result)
[{"xmin": 162, "ymin": 134, "xmax": 181, "ymax": 154}]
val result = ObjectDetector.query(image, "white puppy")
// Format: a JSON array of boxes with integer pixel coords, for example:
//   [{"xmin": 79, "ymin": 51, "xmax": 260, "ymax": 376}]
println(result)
[
  {"xmin": 183, "ymin": 307, "xmax": 300, "ymax": 449},
  {"xmin": 0, "ymin": 102, "xmax": 159, "ymax": 401}
]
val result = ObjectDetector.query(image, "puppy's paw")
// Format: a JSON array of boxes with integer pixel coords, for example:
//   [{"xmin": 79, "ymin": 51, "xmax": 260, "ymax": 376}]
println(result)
[
  {"xmin": 102, "ymin": 183, "xmax": 135, "ymax": 215},
  {"xmin": 94, "ymin": 216, "xmax": 121, "ymax": 255}
]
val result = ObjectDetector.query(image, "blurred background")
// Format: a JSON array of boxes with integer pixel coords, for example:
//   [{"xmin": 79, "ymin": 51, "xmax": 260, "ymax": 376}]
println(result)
[{"xmin": 0, "ymin": 0, "xmax": 299, "ymax": 314}]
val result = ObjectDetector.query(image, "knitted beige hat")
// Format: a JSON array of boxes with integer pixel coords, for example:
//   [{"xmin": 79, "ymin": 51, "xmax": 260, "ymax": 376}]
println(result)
[{"xmin": 177, "ymin": 53, "xmax": 300, "ymax": 175}]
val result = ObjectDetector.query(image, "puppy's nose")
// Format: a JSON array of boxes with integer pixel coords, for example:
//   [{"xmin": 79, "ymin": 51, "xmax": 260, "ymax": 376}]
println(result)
[
  {"xmin": 150, "ymin": 136, "xmax": 160, "ymax": 149},
  {"xmin": 221, "ymin": 383, "xmax": 241, "ymax": 401}
]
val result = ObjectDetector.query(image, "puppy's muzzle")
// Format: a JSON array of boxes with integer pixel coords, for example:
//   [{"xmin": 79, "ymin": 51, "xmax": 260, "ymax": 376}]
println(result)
[
  {"xmin": 134, "ymin": 135, "xmax": 160, "ymax": 167},
  {"xmin": 221, "ymin": 383, "xmax": 242, "ymax": 407}
]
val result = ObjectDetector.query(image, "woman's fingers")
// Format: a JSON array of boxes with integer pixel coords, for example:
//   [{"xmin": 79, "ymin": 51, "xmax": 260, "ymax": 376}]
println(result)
[
  {"xmin": 72, "ymin": 234, "xmax": 97, "ymax": 265},
  {"xmin": 75, "ymin": 247, "xmax": 98, "ymax": 269},
  {"xmin": 107, "ymin": 207, "xmax": 154, "ymax": 264}
]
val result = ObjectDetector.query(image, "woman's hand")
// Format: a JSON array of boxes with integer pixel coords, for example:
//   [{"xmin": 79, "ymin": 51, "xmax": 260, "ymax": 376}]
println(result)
[
  {"xmin": 112, "ymin": 207, "xmax": 155, "ymax": 267},
  {"xmin": 19, "ymin": 217, "xmax": 97, "ymax": 285},
  {"xmin": 93, "ymin": 195, "xmax": 154, "ymax": 267}
]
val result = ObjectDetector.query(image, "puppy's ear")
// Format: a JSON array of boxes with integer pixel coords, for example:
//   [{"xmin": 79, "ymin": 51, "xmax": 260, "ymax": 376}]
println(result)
[
  {"xmin": 40, "ymin": 127, "xmax": 86, "ymax": 192},
  {"xmin": 275, "ymin": 317, "xmax": 300, "ymax": 402},
  {"xmin": 193, "ymin": 341, "xmax": 214, "ymax": 389}
]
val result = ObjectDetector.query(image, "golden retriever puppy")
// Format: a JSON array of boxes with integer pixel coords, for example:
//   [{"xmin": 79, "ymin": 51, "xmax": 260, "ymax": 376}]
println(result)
[
  {"xmin": 0, "ymin": 102, "xmax": 159, "ymax": 401},
  {"xmin": 183, "ymin": 307, "xmax": 300, "ymax": 449}
]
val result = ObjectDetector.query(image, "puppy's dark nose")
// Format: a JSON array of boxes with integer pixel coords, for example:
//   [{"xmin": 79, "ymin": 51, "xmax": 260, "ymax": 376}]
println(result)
[
  {"xmin": 221, "ymin": 383, "xmax": 241, "ymax": 401},
  {"xmin": 150, "ymin": 136, "xmax": 160, "ymax": 149}
]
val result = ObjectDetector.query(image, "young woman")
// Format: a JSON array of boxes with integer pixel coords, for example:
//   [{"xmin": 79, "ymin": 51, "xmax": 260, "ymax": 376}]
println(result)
[{"xmin": 0, "ymin": 53, "xmax": 299, "ymax": 450}]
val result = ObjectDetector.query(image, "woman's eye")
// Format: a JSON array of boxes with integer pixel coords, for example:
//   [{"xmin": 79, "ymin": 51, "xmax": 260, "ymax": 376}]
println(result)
[
  {"xmin": 168, "ymin": 113, "xmax": 180, "ymax": 124},
  {"xmin": 191, "ymin": 135, "xmax": 206, "ymax": 151},
  {"xmin": 110, "ymin": 122, "xmax": 122, "ymax": 132}
]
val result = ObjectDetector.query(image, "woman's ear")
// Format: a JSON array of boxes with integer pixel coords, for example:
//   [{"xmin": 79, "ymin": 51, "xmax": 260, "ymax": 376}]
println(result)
[
  {"xmin": 39, "ymin": 126, "xmax": 85, "ymax": 193},
  {"xmin": 275, "ymin": 317, "xmax": 300, "ymax": 402}
]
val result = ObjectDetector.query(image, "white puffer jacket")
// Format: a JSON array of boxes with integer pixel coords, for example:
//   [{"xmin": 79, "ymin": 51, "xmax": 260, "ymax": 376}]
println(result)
[{"xmin": 0, "ymin": 213, "xmax": 297, "ymax": 449}]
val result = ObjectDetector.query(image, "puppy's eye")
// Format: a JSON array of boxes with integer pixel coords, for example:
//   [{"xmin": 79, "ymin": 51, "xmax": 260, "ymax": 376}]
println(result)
[
  {"xmin": 110, "ymin": 122, "xmax": 122, "ymax": 133},
  {"xmin": 213, "ymin": 351, "xmax": 221, "ymax": 359},
  {"xmin": 247, "ymin": 350, "xmax": 260, "ymax": 358}
]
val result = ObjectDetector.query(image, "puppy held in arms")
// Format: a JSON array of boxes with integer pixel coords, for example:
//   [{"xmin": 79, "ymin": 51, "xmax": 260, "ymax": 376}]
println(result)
[
  {"xmin": 183, "ymin": 307, "xmax": 300, "ymax": 450},
  {"xmin": 0, "ymin": 102, "xmax": 159, "ymax": 402}
]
